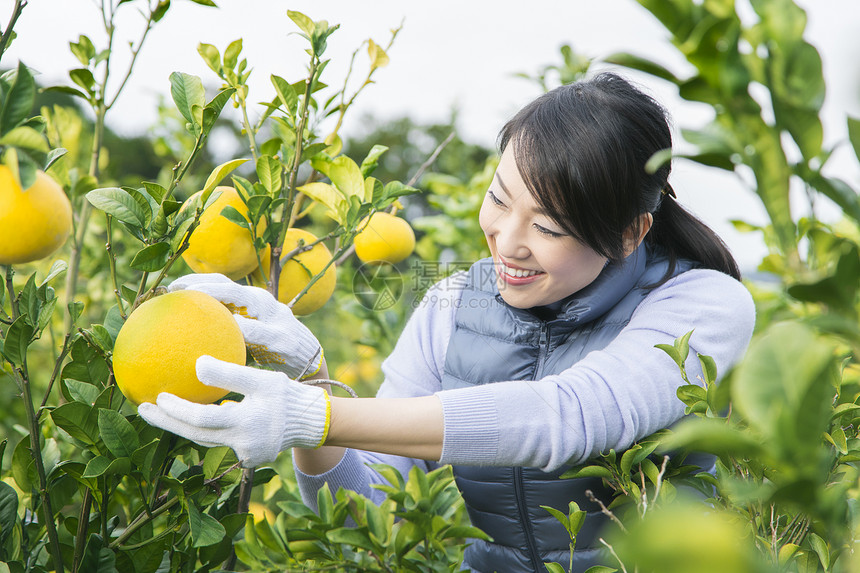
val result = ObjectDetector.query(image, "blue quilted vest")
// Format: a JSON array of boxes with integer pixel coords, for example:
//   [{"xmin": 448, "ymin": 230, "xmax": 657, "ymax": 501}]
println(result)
[{"xmin": 440, "ymin": 245, "xmax": 694, "ymax": 573}]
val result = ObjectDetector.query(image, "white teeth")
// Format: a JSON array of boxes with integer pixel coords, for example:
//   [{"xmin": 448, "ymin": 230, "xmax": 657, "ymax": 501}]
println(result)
[{"xmin": 501, "ymin": 264, "xmax": 542, "ymax": 278}]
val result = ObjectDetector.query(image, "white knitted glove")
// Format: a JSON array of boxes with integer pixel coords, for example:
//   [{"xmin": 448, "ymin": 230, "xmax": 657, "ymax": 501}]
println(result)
[
  {"xmin": 168, "ymin": 273, "xmax": 323, "ymax": 379},
  {"xmin": 137, "ymin": 355, "xmax": 331, "ymax": 468}
]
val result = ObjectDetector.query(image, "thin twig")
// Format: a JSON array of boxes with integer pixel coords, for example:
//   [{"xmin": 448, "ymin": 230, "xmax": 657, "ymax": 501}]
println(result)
[
  {"xmin": 599, "ymin": 538, "xmax": 628, "ymax": 573},
  {"xmin": 0, "ymin": 0, "xmax": 26, "ymax": 66},
  {"xmin": 585, "ymin": 489, "xmax": 627, "ymax": 533}
]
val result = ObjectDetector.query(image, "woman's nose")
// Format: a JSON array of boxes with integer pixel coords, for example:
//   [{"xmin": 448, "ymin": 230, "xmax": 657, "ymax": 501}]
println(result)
[{"xmin": 494, "ymin": 226, "xmax": 530, "ymax": 260}]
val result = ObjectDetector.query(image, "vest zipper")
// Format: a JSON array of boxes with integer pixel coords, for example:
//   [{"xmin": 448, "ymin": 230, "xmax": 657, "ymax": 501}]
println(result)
[{"xmin": 514, "ymin": 321, "xmax": 551, "ymax": 572}]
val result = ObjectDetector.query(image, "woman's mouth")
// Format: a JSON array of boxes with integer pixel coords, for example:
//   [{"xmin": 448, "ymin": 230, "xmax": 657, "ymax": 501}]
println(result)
[{"xmin": 496, "ymin": 261, "xmax": 546, "ymax": 285}]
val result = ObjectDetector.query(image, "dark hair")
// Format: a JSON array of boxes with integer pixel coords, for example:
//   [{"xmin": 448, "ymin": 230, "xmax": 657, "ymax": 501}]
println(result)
[{"xmin": 498, "ymin": 72, "xmax": 741, "ymax": 282}]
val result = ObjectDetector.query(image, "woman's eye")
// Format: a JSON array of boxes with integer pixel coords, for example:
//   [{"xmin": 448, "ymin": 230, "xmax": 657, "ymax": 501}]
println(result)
[
  {"xmin": 535, "ymin": 224, "xmax": 563, "ymax": 238},
  {"xmin": 488, "ymin": 190, "xmax": 505, "ymax": 207}
]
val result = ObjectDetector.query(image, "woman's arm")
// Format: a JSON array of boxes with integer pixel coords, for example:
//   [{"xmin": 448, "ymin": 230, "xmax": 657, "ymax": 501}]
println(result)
[{"xmin": 292, "ymin": 365, "xmax": 445, "ymax": 475}]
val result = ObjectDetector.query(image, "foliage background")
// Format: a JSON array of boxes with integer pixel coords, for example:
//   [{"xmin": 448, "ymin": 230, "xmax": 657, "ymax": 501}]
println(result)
[{"xmin": 1, "ymin": 0, "xmax": 860, "ymax": 572}]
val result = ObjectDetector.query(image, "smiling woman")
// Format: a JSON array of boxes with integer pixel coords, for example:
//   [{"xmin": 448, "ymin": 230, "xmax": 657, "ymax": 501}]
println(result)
[{"xmin": 139, "ymin": 72, "xmax": 756, "ymax": 573}]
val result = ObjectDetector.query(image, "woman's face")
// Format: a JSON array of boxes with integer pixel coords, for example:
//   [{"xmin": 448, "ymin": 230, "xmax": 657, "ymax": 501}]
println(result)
[{"xmin": 479, "ymin": 145, "xmax": 609, "ymax": 310}]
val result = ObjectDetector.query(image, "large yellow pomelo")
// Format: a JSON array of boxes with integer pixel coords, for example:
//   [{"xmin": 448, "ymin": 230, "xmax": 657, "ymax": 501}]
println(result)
[
  {"xmin": 248, "ymin": 501, "xmax": 276, "ymax": 525},
  {"xmin": 0, "ymin": 166, "xmax": 72, "ymax": 265},
  {"xmin": 255, "ymin": 228, "xmax": 336, "ymax": 316},
  {"xmin": 354, "ymin": 212, "xmax": 415, "ymax": 265},
  {"xmin": 113, "ymin": 290, "xmax": 246, "ymax": 406},
  {"xmin": 181, "ymin": 186, "xmax": 262, "ymax": 280}
]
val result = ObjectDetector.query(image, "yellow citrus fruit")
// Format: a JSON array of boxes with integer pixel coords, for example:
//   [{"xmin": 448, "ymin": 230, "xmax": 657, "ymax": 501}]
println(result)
[
  {"xmin": 113, "ymin": 290, "xmax": 246, "ymax": 406},
  {"xmin": 256, "ymin": 228, "xmax": 336, "ymax": 316},
  {"xmin": 248, "ymin": 501, "xmax": 276, "ymax": 525},
  {"xmin": 354, "ymin": 212, "xmax": 415, "ymax": 265},
  {"xmin": 181, "ymin": 186, "xmax": 262, "ymax": 280},
  {"xmin": 0, "ymin": 166, "xmax": 72, "ymax": 265},
  {"xmin": 333, "ymin": 363, "xmax": 358, "ymax": 386}
]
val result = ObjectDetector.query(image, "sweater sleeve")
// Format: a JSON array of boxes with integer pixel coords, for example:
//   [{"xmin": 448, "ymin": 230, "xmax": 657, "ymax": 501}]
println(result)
[
  {"xmin": 435, "ymin": 268, "xmax": 756, "ymax": 472},
  {"xmin": 293, "ymin": 274, "xmax": 465, "ymax": 507}
]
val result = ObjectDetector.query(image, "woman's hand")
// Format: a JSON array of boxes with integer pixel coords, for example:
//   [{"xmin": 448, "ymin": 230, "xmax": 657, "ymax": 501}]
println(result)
[
  {"xmin": 138, "ymin": 355, "xmax": 330, "ymax": 468},
  {"xmin": 168, "ymin": 273, "xmax": 324, "ymax": 379}
]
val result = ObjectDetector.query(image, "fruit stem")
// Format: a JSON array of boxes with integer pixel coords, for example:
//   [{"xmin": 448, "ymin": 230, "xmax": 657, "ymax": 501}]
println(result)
[
  {"xmin": 104, "ymin": 214, "xmax": 128, "ymax": 318},
  {"xmin": 272, "ymin": 51, "xmax": 320, "ymax": 298},
  {"xmin": 71, "ymin": 489, "xmax": 92, "ymax": 573},
  {"xmin": 39, "ymin": 328, "xmax": 74, "ymax": 410},
  {"xmin": 287, "ymin": 243, "xmax": 346, "ymax": 310},
  {"xmin": 279, "ymin": 229, "xmax": 341, "ymax": 266},
  {"xmin": 4, "ymin": 269, "xmax": 67, "ymax": 573},
  {"xmin": 0, "ymin": 0, "xmax": 26, "ymax": 67}
]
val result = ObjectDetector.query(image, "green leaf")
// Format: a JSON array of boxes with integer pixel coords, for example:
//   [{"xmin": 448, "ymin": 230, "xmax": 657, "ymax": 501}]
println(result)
[
  {"xmin": 202, "ymin": 87, "xmax": 236, "ymax": 135},
  {"xmin": 698, "ymin": 354, "xmax": 718, "ymax": 385},
  {"xmin": 658, "ymin": 417, "xmax": 765, "ymax": 457},
  {"xmin": 11, "ymin": 436, "xmax": 35, "ymax": 491},
  {"xmin": 69, "ymin": 34, "xmax": 96, "ymax": 66},
  {"xmin": 78, "ymin": 534, "xmax": 118, "ymax": 573},
  {"xmin": 559, "ymin": 465, "xmax": 613, "ymax": 480},
  {"xmin": 655, "ymin": 343, "xmax": 683, "ymax": 370},
  {"xmin": 2, "ymin": 315, "xmax": 34, "ymax": 365},
  {"xmin": 0, "ymin": 481, "xmax": 19, "ymax": 546},
  {"xmin": 360, "ymin": 144, "xmax": 388, "ymax": 177},
  {"xmin": 287, "ymin": 10, "xmax": 315, "ymax": 39},
  {"xmin": 0, "ymin": 125, "xmax": 48, "ymax": 152},
  {"xmin": 97, "ymin": 409, "xmax": 139, "ymax": 458},
  {"xmin": 142, "ymin": 181, "xmax": 168, "ymax": 203},
  {"xmin": 298, "ymin": 181, "xmax": 347, "ymax": 224},
  {"xmin": 82, "ymin": 455, "xmax": 131, "ymax": 478},
  {"xmin": 271, "ymin": 75, "xmax": 297, "ymax": 116},
  {"xmin": 620, "ymin": 445, "xmax": 641, "ymax": 476},
  {"xmin": 603, "ymin": 51, "xmax": 680, "ymax": 83},
  {"xmin": 326, "ymin": 527, "xmax": 376, "ymax": 552},
  {"xmin": 316, "ymin": 483, "xmax": 334, "ymax": 523},
  {"xmin": 0, "ymin": 62, "xmax": 35, "ymax": 136},
  {"xmin": 223, "ymin": 38, "xmax": 242, "ymax": 70},
  {"xmin": 219, "ymin": 205, "xmax": 250, "ymax": 230},
  {"xmin": 541, "ymin": 505, "xmax": 573, "ymax": 537},
  {"xmin": 63, "ymin": 379, "xmax": 101, "ymax": 405},
  {"xmin": 187, "ymin": 502, "xmax": 227, "ymax": 547},
  {"xmin": 202, "ymin": 446, "xmax": 238, "ymax": 480},
  {"xmin": 169, "ymin": 71, "xmax": 205, "ymax": 126},
  {"xmin": 733, "ymin": 322, "xmax": 837, "ymax": 446},
  {"xmin": 40, "ymin": 259, "xmax": 68, "ymax": 287},
  {"xmin": 201, "ymin": 158, "xmax": 249, "ymax": 197},
  {"xmin": 69, "ymin": 68, "xmax": 96, "ymax": 95},
  {"xmin": 255, "ymin": 154, "xmax": 282, "ymax": 194},
  {"xmin": 197, "ymin": 42, "xmax": 221, "ymax": 75},
  {"xmin": 86, "ymin": 187, "xmax": 147, "ymax": 227},
  {"xmin": 807, "ymin": 174, "xmax": 860, "ymax": 224},
  {"xmin": 51, "ymin": 401, "xmax": 100, "ymax": 445},
  {"xmin": 131, "ymin": 439, "xmax": 160, "ymax": 474},
  {"xmin": 187, "ymin": 0, "xmax": 217, "ymax": 6},
  {"xmin": 848, "ymin": 116, "xmax": 860, "ymax": 164},
  {"xmin": 328, "ymin": 155, "xmax": 366, "ymax": 201},
  {"xmin": 130, "ymin": 242, "xmax": 171, "ymax": 271},
  {"xmin": 544, "ymin": 563, "xmax": 567, "ymax": 573},
  {"xmin": 807, "ymin": 532, "xmax": 830, "ymax": 570},
  {"xmin": 825, "ymin": 427, "xmax": 848, "ymax": 455},
  {"xmin": 583, "ymin": 567, "xmax": 618, "ymax": 573}
]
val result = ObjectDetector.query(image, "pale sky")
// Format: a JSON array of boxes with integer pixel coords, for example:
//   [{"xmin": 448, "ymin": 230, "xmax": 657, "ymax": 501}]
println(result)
[{"xmin": 5, "ymin": 0, "xmax": 860, "ymax": 270}]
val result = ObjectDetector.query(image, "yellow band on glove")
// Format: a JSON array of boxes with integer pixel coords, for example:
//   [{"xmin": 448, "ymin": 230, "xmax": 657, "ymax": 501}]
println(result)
[{"xmin": 315, "ymin": 390, "xmax": 332, "ymax": 449}]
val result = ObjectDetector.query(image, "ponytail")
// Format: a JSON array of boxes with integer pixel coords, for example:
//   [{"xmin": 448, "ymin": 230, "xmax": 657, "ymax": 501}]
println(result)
[{"xmin": 648, "ymin": 183, "xmax": 741, "ymax": 281}]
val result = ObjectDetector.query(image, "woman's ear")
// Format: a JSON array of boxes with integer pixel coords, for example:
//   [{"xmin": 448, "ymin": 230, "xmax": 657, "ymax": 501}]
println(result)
[{"xmin": 623, "ymin": 213, "xmax": 653, "ymax": 257}]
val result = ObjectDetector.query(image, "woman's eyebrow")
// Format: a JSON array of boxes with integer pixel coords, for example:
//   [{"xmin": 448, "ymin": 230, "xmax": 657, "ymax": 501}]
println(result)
[{"xmin": 495, "ymin": 173, "xmax": 549, "ymax": 216}]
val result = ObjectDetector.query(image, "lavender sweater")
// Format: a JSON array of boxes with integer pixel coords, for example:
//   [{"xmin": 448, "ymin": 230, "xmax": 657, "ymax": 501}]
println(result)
[{"xmin": 295, "ymin": 268, "xmax": 756, "ymax": 506}]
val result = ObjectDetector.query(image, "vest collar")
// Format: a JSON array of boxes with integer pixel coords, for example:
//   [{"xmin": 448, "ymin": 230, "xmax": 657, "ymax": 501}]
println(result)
[{"xmin": 481, "ymin": 243, "xmax": 650, "ymax": 327}]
